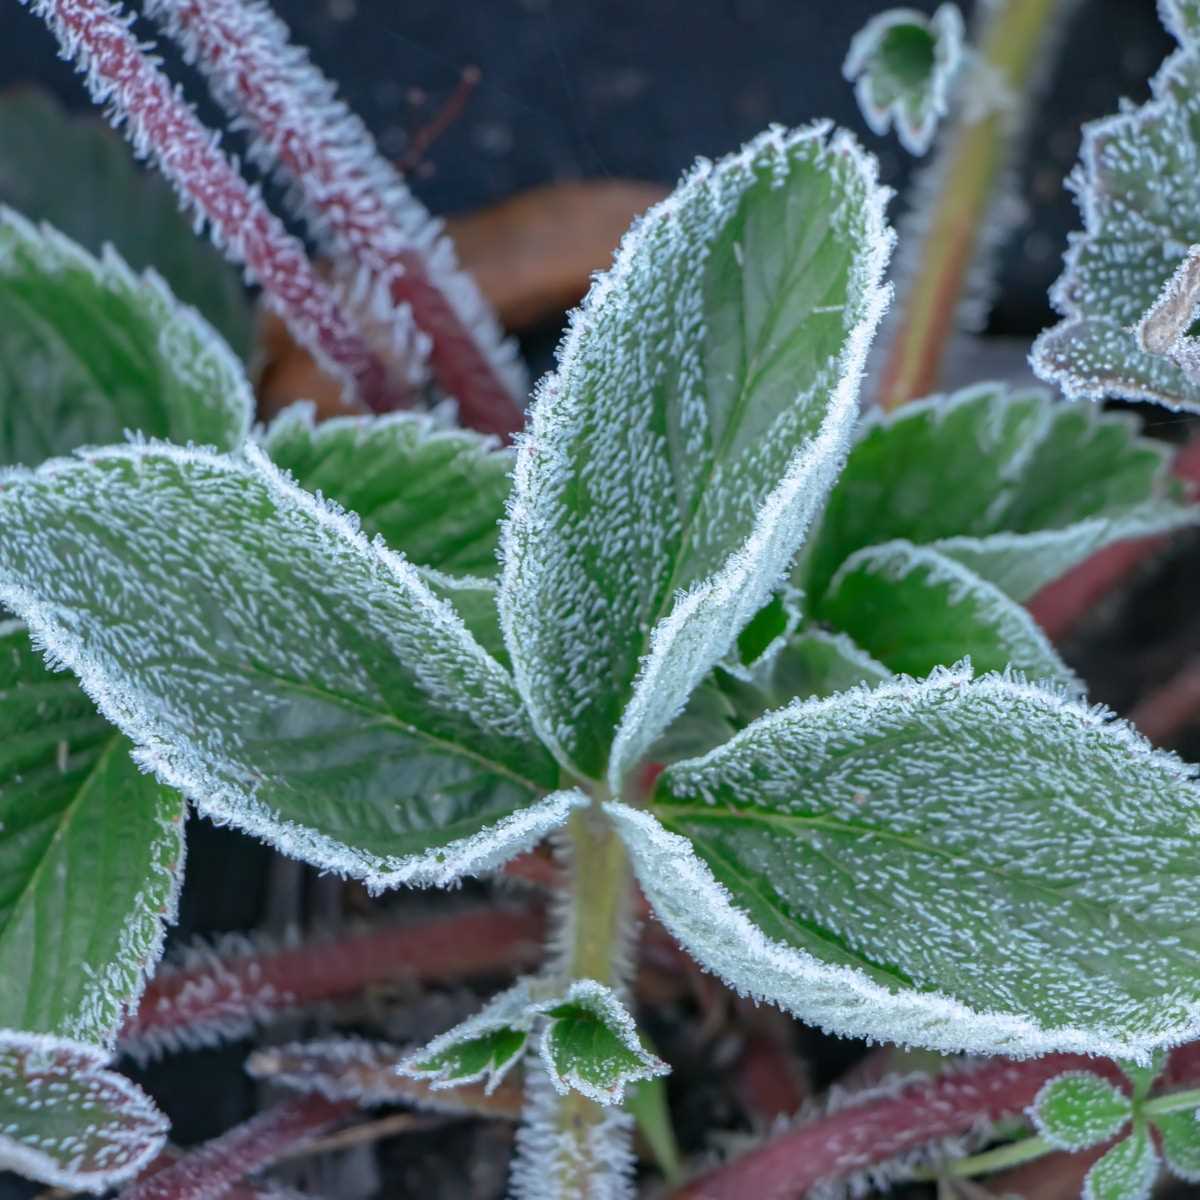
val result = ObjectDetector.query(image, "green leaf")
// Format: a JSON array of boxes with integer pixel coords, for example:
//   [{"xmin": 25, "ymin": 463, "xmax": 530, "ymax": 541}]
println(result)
[
  {"xmin": 803, "ymin": 384, "xmax": 1193, "ymax": 603},
  {"xmin": 500, "ymin": 124, "xmax": 892, "ymax": 789},
  {"xmin": 261, "ymin": 403, "xmax": 513, "ymax": 578},
  {"xmin": 626, "ymin": 1070, "xmax": 682, "ymax": 1183},
  {"xmin": 1163, "ymin": 0, "xmax": 1200, "ymax": 43},
  {"xmin": 1031, "ymin": 17, "xmax": 1200, "ymax": 410},
  {"xmin": 1121, "ymin": 1051, "xmax": 1165, "ymax": 1101},
  {"xmin": 420, "ymin": 572, "xmax": 509, "ymax": 669},
  {"xmin": 0, "ymin": 208, "xmax": 251, "ymax": 464},
  {"xmin": 0, "ymin": 88, "xmax": 251, "ymax": 358},
  {"xmin": 0, "ymin": 622, "xmax": 184, "ymax": 1047},
  {"xmin": 1154, "ymin": 1110, "xmax": 1200, "ymax": 1181},
  {"xmin": 1029, "ymin": 1071, "xmax": 1132, "ymax": 1151},
  {"xmin": 0, "ymin": 443, "xmax": 575, "ymax": 893},
  {"xmin": 817, "ymin": 541, "xmax": 1078, "ymax": 687},
  {"xmin": 0, "ymin": 1029, "xmax": 168, "ymax": 1191},
  {"xmin": 843, "ymin": 3, "xmax": 965, "ymax": 156},
  {"xmin": 399, "ymin": 981, "xmax": 533, "ymax": 1094},
  {"xmin": 1083, "ymin": 1128, "xmax": 1159, "ymax": 1200},
  {"xmin": 607, "ymin": 665, "xmax": 1200, "ymax": 1058},
  {"xmin": 539, "ymin": 981, "xmax": 669, "ymax": 1106}
]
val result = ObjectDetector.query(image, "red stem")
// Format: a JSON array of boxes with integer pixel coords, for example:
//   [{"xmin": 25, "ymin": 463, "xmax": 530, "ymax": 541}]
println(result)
[{"xmin": 118, "ymin": 1094, "xmax": 352, "ymax": 1200}]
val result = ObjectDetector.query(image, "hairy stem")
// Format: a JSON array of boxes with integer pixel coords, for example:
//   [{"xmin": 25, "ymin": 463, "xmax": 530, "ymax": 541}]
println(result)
[{"xmin": 876, "ymin": 0, "xmax": 1068, "ymax": 411}]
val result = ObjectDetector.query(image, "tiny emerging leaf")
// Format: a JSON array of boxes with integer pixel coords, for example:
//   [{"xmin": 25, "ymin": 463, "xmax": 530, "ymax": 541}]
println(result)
[
  {"xmin": 1028, "ymin": 1071, "xmax": 1132, "ymax": 1151},
  {"xmin": 1083, "ymin": 1127, "xmax": 1159, "ymax": 1200}
]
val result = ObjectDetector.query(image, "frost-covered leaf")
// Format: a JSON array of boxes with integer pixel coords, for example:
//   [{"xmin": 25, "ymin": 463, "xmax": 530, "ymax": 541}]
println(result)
[
  {"xmin": 1084, "ymin": 1128, "xmax": 1159, "ymax": 1200},
  {"xmin": 399, "ymin": 981, "xmax": 533, "ymax": 1094},
  {"xmin": 261, "ymin": 403, "xmax": 513, "ymax": 578},
  {"xmin": 0, "ymin": 443, "xmax": 573, "ymax": 893},
  {"xmin": 1121, "ymin": 1051, "xmax": 1166, "ymax": 1101},
  {"xmin": 0, "ymin": 89, "xmax": 251, "ymax": 359},
  {"xmin": 421, "ymin": 572, "xmax": 508, "ymax": 668},
  {"xmin": 1155, "ymin": 1110, "xmax": 1200, "ymax": 1181},
  {"xmin": 843, "ymin": 4, "xmax": 965, "ymax": 156},
  {"xmin": 1031, "ymin": 16, "xmax": 1200, "ymax": 410},
  {"xmin": 0, "ymin": 208, "xmax": 251, "ymax": 463},
  {"xmin": 538, "ymin": 981, "xmax": 668, "ymax": 1107},
  {"xmin": 500, "ymin": 124, "xmax": 892, "ymax": 789},
  {"xmin": 1163, "ymin": 0, "xmax": 1200, "ymax": 43},
  {"xmin": 818, "ymin": 541, "xmax": 1077, "ymax": 687},
  {"xmin": 0, "ymin": 622, "xmax": 184, "ymax": 1046},
  {"xmin": 1028, "ymin": 1072, "xmax": 1132, "ymax": 1151},
  {"xmin": 608, "ymin": 666, "xmax": 1200, "ymax": 1058},
  {"xmin": 0, "ymin": 1030, "xmax": 168, "ymax": 1192},
  {"xmin": 803, "ymin": 384, "xmax": 1193, "ymax": 603}
]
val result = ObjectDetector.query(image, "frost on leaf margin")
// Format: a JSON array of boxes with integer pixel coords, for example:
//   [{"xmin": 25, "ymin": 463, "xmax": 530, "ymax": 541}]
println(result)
[
  {"xmin": 0, "ymin": 621, "xmax": 185, "ymax": 1048},
  {"xmin": 0, "ymin": 1030, "xmax": 168, "ymax": 1192},
  {"xmin": 0, "ymin": 207, "xmax": 251, "ymax": 461},
  {"xmin": 1083, "ymin": 1126, "xmax": 1159, "ymax": 1200},
  {"xmin": 0, "ymin": 442, "xmax": 574, "ymax": 893},
  {"xmin": 500, "ymin": 122, "xmax": 893, "ymax": 789},
  {"xmin": 1156, "ymin": 1111, "xmax": 1200, "ymax": 1181},
  {"xmin": 608, "ymin": 666, "xmax": 1200, "ymax": 1059},
  {"xmin": 843, "ymin": 4, "xmax": 965, "ymax": 156},
  {"xmin": 1031, "ymin": 10, "xmax": 1200, "ymax": 410},
  {"xmin": 1028, "ymin": 1071, "xmax": 1132, "ymax": 1151}
]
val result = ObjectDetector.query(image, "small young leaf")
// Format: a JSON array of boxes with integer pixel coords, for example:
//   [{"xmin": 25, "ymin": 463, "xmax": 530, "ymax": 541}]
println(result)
[
  {"xmin": 0, "ymin": 1030, "xmax": 168, "ymax": 1191},
  {"xmin": 843, "ymin": 4, "xmax": 965, "ymax": 156},
  {"xmin": 537, "ymin": 981, "xmax": 669, "ymax": 1107},
  {"xmin": 803, "ymin": 384, "xmax": 1193, "ymax": 603},
  {"xmin": 398, "ymin": 980, "xmax": 534, "ymax": 1094},
  {"xmin": 261, "ymin": 403, "xmax": 513, "ymax": 578},
  {"xmin": 0, "ymin": 443, "xmax": 573, "ymax": 893},
  {"xmin": 500, "ymin": 123, "xmax": 892, "ymax": 789},
  {"xmin": 818, "ymin": 541, "xmax": 1078, "ymax": 687},
  {"xmin": 1028, "ymin": 1071, "xmax": 1132, "ymax": 1151},
  {"xmin": 1031, "ymin": 17, "xmax": 1200, "ymax": 410},
  {"xmin": 0, "ymin": 89, "xmax": 251, "ymax": 359},
  {"xmin": 608, "ymin": 666, "xmax": 1200, "ymax": 1059},
  {"xmin": 0, "ymin": 621, "xmax": 184, "ymax": 1047},
  {"xmin": 1154, "ymin": 1110, "xmax": 1200, "ymax": 1181},
  {"xmin": 1083, "ymin": 1127, "xmax": 1159, "ymax": 1200},
  {"xmin": 0, "ymin": 208, "xmax": 251, "ymax": 462}
]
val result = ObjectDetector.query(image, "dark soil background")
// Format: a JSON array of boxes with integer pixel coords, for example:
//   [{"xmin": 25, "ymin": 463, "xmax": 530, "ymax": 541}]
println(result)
[{"xmin": 1, "ymin": 2, "xmax": 1196, "ymax": 1197}]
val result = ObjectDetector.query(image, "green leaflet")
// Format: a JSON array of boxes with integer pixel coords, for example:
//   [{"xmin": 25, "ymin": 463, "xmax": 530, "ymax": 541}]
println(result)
[
  {"xmin": 1084, "ymin": 1127, "xmax": 1159, "ymax": 1200},
  {"xmin": 818, "ymin": 541, "xmax": 1077, "ymax": 688},
  {"xmin": 1031, "ymin": 12, "xmax": 1200, "ymax": 410},
  {"xmin": 0, "ymin": 443, "xmax": 574, "ymax": 893},
  {"xmin": 0, "ymin": 622, "xmax": 184, "ymax": 1047},
  {"xmin": 261, "ymin": 403, "xmax": 514, "ymax": 578},
  {"xmin": 842, "ymin": 3, "xmax": 964, "ymax": 156},
  {"xmin": 803, "ymin": 384, "xmax": 1192, "ymax": 603},
  {"xmin": 0, "ymin": 1030, "xmax": 168, "ymax": 1191},
  {"xmin": 609, "ymin": 666, "xmax": 1200, "ymax": 1058},
  {"xmin": 500, "ymin": 123, "xmax": 892, "ymax": 788},
  {"xmin": 0, "ymin": 208, "xmax": 251, "ymax": 462},
  {"xmin": 0, "ymin": 89, "xmax": 251, "ymax": 359},
  {"xmin": 1155, "ymin": 1111, "xmax": 1200, "ymax": 1181},
  {"xmin": 1029, "ymin": 1072, "xmax": 1132, "ymax": 1151}
]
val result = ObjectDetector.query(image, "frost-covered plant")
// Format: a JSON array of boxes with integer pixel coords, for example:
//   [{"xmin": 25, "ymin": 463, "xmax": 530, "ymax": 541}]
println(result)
[{"xmin": 4, "ymin": 0, "xmax": 1200, "ymax": 1198}]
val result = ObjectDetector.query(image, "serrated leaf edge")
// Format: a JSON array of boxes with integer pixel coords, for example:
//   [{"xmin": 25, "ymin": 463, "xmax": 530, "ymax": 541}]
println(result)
[{"xmin": 1027, "ymin": 1070, "xmax": 1133, "ymax": 1151}]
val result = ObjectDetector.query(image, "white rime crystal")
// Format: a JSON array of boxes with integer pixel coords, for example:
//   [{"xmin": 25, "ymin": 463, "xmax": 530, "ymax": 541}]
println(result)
[
  {"xmin": 0, "ymin": 1029, "xmax": 168, "ymax": 1192},
  {"xmin": 500, "ymin": 123, "xmax": 893, "ymax": 790},
  {"xmin": 608, "ymin": 666, "xmax": 1200, "ymax": 1060},
  {"xmin": 0, "ymin": 442, "xmax": 574, "ymax": 893},
  {"xmin": 843, "ymin": 4, "xmax": 965, "ymax": 156}
]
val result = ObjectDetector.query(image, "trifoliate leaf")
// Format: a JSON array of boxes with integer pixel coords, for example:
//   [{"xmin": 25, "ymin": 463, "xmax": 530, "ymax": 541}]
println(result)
[
  {"xmin": 1028, "ymin": 1071, "xmax": 1132, "ymax": 1151},
  {"xmin": 500, "ymin": 123, "xmax": 892, "ymax": 790},
  {"xmin": 0, "ymin": 1030, "xmax": 168, "ymax": 1192},
  {"xmin": 0, "ymin": 208, "xmax": 251, "ymax": 462},
  {"xmin": 843, "ymin": 4, "xmax": 965, "ymax": 156},
  {"xmin": 818, "ymin": 541, "xmax": 1078, "ymax": 687},
  {"xmin": 1031, "ymin": 15, "xmax": 1200, "ymax": 410},
  {"xmin": 608, "ymin": 666, "xmax": 1200, "ymax": 1058},
  {"xmin": 803, "ymin": 384, "xmax": 1193, "ymax": 603},
  {"xmin": 0, "ymin": 443, "xmax": 575, "ymax": 893},
  {"xmin": 1154, "ymin": 1110, "xmax": 1200, "ymax": 1181},
  {"xmin": 399, "ymin": 980, "xmax": 534, "ymax": 1094},
  {"xmin": 538, "ymin": 981, "xmax": 669, "ymax": 1106},
  {"xmin": 0, "ymin": 622, "xmax": 184, "ymax": 1047},
  {"xmin": 0, "ymin": 89, "xmax": 251, "ymax": 358},
  {"xmin": 261, "ymin": 403, "xmax": 513, "ymax": 578},
  {"xmin": 1083, "ymin": 1127, "xmax": 1159, "ymax": 1200}
]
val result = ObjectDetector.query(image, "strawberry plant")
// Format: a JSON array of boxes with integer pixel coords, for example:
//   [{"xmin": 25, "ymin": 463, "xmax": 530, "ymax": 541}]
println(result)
[{"xmin": 3, "ymin": 0, "xmax": 1200, "ymax": 1198}]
